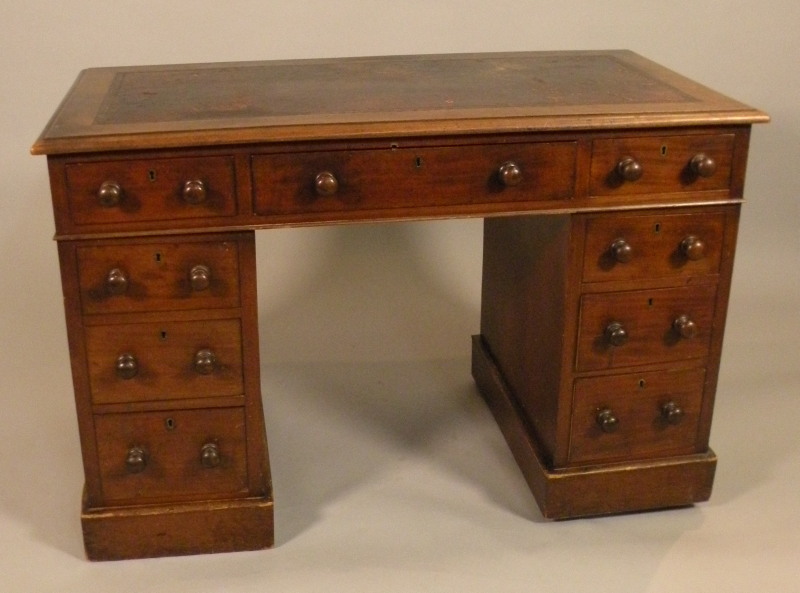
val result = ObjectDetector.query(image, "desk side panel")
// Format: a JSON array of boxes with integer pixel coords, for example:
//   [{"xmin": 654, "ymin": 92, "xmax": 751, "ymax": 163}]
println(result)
[
  {"xmin": 57, "ymin": 241, "xmax": 103, "ymax": 505},
  {"xmin": 479, "ymin": 215, "xmax": 573, "ymax": 463}
]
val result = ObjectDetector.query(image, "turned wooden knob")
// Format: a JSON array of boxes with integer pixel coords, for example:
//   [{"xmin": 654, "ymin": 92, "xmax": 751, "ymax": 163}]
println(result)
[
  {"xmin": 661, "ymin": 401, "xmax": 685, "ymax": 425},
  {"xmin": 673, "ymin": 315, "xmax": 698, "ymax": 339},
  {"xmin": 194, "ymin": 349, "xmax": 217, "ymax": 375},
  {"xmin": 596, "ymin": 408, "xmax": 620, "ymax": 433},
  {"xmin": 314, "ymin": 171, "xmax": 339, "ymax": 196},
  {"xmin": 680, "ymin": 236, "xmax": 706, "ymax": 261},
  {"xmin": 498, "ymin": 161, "xmax": 523, "ymax": 187},
  {"xmin": 189, "ymin": 264, "xmax": 211, "ymax": 291},
  {"xmin": 200, "ymin": 443, "xmax": 221, "ymax": 468},
  {"xmin": 106, "ymin": 268, "xmax": 129, "ymax": 296},
  {"xmin": 610, "ymin": 238, "xmax": 633, "ymax": 263},
  {"xmin": 182, "ymin": 179, "xmax": 207, "ymax": 204},
  {"xmin": 97, "ymin": 181, "xmax": 122, "ymax": 207},
  {"xmin": 125, "ymin": 446, "xmax": 147, "ymax": 473},
  {"xmin": 604, "ymin": 321, "xmax": 629, "ymax": 346},
  {"xmin": 616, "ymin": 156, "xmax": 643, "ymax": 182},
  {"xmin": 690, "ymin": 153, "xmax": 717, "ymax": 178},
  {"xmin": 115, "ymin": 353, "xmax": 138, "ymax": 380}
]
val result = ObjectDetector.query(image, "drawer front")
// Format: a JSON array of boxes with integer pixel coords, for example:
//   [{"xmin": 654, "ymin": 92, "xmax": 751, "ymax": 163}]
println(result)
[
  {"xmin": 86, "ymin": 319, "xmax": 243, "ymax": 404},
  {"xmin": 94, "ymin": 407, "xmax": 248, "ymax": 503},
  {"xmin": 576, "ymin": 285, "xmax": 717, "ymax": 372},
  {"xmin": 253, "ymin": 142, "xmax": 576, "ymax": 215},
  {"xmin": 65, "ymin": 156, "xmax": 236, "ymax": 225},
  {"xmin": 582, "ymin": 211, "xmax": 725, "ymax": 283},
  {"xmin": 569, "ymin": 368, "xmax": 705, "ymax": 465},
  {"xmin": 77, "ymin": 240, "xmax": 240, "ymax": 314},
  {"xmin": 589, "ymin": 134, "xmax": 734, "ymax": 197}
]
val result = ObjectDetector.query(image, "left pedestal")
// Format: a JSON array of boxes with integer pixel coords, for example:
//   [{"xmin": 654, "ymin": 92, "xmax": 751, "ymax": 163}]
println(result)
[{"xmin": 57, "ymin": 231, "xmax": 273, "ymax": 560}]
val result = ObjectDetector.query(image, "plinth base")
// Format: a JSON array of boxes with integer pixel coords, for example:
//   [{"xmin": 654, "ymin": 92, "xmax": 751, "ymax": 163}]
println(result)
[
  {"xmin": 471, "ymin": 335, "xmax": 717, "ymax": 519},
  {"xmin": 81, "ymin": 492, "xmax": 274, "ymax": 561}
]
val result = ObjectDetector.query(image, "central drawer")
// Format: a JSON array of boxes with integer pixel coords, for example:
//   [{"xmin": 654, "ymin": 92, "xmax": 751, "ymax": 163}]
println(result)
[{"xmin": 252, "ymin": 142, "xmax": 576, "ymax": 215}]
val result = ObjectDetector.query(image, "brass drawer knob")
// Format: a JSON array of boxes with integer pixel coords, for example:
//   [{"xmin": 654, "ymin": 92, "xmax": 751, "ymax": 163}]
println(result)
[
  {"xmin": 673, "ymin": 315, "xmax": 698, "ymax": 339},
  {"xmin": 125, "ymin": 446, "xmax": 147, "ymax": 473},
  {"xmin": 596, "ymin": 408, "xmax": 620, "ymax": 433},
  {"xmin": 106, "ymin": 268, "xmax": 129, "ymax": 296},
  {"xmin": 200, "ymin": 443, "xmax": 221, "ymax": 468},
  {"xmin": 610, "ymin": 238, "xmax": 633, "ymax": 263},
  {"xmin": 115, "ymin": 353, "xmax": 139, "ymax": 380},
  {"xmin": 498, "ymin": 161, "xmax": 523, "ymax": 187},
  {"xmin": 661, "ymin": 401, "xmax": 685, "ymax": 425},
  {"xmin": 616, "ymin": 156, "xmax": 643, "ymax": 182},
  {"xmin": 604, "ymin": 321, "xmax": 629, "ymax": 346},
  {"xmin": 189, "ymin": 264, "xmax": 211, "ymax": 291},
  {"xmin": 194, "ymin": 349, "xmax": 217, "ymax": 375},
  {"xmin": 182, "ymin": 179, "xmax": 207, "ymax": 204},
  {"xmin": 315, "ymin": 171, "xmax": 339, "ymax": 196},
  {"xmin": 690, "ymin": 153, "xmax": 717, "ymax": 178},
  {"xmin": 97, "ymin": 181, "xmax": 123, "ymax": 207},
  {"xmin": 680, "ymin": 235, "xmax": 706, "ymax": 261}
]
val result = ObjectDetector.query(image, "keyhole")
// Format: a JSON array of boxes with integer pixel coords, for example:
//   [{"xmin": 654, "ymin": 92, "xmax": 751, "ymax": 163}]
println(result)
[
  {"xmin": 638, "ymin": 379, "xmax": 646, "ymax": 389},
  {"xmin": 159, "ymin": 330, "xmax": 168, "ymax": 341},
  {"xmin": 148, "ymin": 169, "xmax": 157, "ymax": 182},
  {"xmin": 660, "ymin": 145, "xmax": 668, "ymax": 157},
  {"xmin": 654, "ymin": 223, "xmax": 661, "ymax": 234},
  {"xmin": 648, "ymin": 298, "xmax": 654, "ymax": 307},
  {"xmin": 154, "ymin": 252, "xmax": 162, "ymax": 263},
  {"xmin": 164, "ymin": 417, "xmax": 176, "ymax": 431},
  {"xmin": 414, "ymin": 156, "xmax": 423, "ymax": 168}
]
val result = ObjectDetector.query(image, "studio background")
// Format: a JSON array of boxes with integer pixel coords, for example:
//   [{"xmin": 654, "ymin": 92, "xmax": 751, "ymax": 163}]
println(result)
[{"xmin": 1, "ymin": 2, "xmax": 798, "ymax": 591}]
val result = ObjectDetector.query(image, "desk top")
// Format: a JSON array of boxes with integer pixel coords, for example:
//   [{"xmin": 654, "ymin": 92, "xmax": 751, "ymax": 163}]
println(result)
[{"xmin": 32, "ymin": 50, "xmax": 767, "ymax": 155}]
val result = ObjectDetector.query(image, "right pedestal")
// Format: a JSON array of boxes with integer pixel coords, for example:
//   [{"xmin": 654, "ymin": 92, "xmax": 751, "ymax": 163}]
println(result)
[{"xmin": 475, "ymin": 206, "xmax": 739, "ymax": 518}]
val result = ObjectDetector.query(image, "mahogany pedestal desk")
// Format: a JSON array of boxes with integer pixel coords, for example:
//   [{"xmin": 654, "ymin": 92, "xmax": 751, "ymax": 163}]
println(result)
[{"xmin": 32, "ymin": 51, "xmax": 768, "ymax": 560}]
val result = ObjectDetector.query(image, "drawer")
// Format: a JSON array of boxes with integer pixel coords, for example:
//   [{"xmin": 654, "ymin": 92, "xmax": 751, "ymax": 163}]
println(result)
[
  {"xmin": 86, "ymin": 318, "xmax": 243, "ymax": 405},
  {"xmin": 252, "ymin": 142, "xmax": 576, "ymax": 215},
  {"xmin": 589, "ymin": 134, "xmax": 734, "ymax": 197},
  {"xmin": 576, "ymin": 284, "xmax": 717, "ymax": 372},
  {"xmin": 77, "ymin": 240, "xmax": 240, "ymax": 314},
  {"xmin": 582, "ymin": 211, "xmax": 725, "ymax": 283},
  {"xmin": 65, "ymin": 156, "xmax": 236, "ymax": 225},
  {"xmin": 569, "ymin": 368, "xmax": 705, "ymax": 465},
  {"xmin": 94, "ymin": 407, "xmax": 248, "ymax": 503}
]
